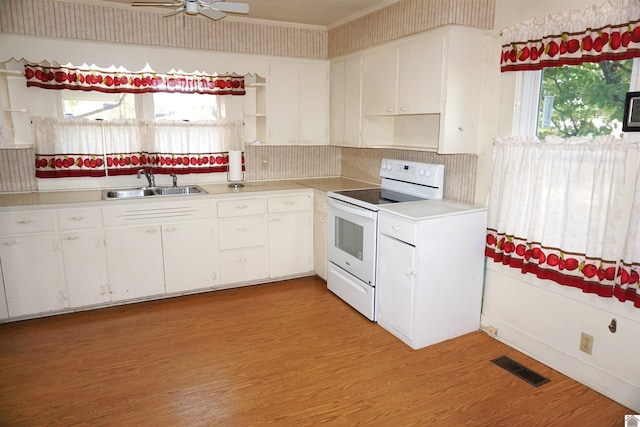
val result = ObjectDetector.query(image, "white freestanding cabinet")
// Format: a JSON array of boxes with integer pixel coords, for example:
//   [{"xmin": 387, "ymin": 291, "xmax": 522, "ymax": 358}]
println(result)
[
  {"xmin": 269, "ymin": 59, "xmax": 329, "ymax": 145},
  {"xmin": 330, "ymin": 55, "xmax": 362, "ymax": 147},
  {"xmin": 267, "ymin": 194, "xmax": 313, "ymax": 278},
  {"xmin": 377, "ymin": 202, "xmax": 487, "ymax": 350}
]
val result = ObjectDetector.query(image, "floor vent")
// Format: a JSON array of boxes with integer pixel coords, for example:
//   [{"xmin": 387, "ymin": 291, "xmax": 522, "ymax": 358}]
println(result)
[{"xmin": 491, "ymin": 355, "xmax": 550, "ymax": 387}]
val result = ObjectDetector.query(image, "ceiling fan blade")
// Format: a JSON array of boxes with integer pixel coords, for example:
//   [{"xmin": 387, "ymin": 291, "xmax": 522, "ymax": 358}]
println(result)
[
  {"xmin": 210, "ymin": 2, "xmax": 249, "ymax": 14},
  {"xmin": 199, "ymin": 9, "xmax": 227, "ymax": 20},
  {"xmin": 163, "ymin": 6, "xmax": 185, "ymax": 17},
  {"xmin": 132, "ymin": 1, "xmax": 182, "ymax": 6}
]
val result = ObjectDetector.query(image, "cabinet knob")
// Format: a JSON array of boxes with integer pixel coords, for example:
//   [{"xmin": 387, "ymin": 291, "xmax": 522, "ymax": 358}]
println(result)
[
  {"xmin": 16, "ymin": 219, "xmax": 32, "ymax": 225},
  {"xmin": 400, "ymin": 107, "xmax": 408, "ymax": 112},
  {"xmin": 406, "ymin": 271, "xmax": 416, "ymax": 277},
  {"xmin": 146, "ymin": 228, "xmax": 157, "ymax": 234}
]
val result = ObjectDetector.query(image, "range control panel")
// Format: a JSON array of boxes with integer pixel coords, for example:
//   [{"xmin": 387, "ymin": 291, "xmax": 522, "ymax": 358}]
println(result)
[{"xmin": 379, "ymin": 158, "xmax": 444, "ymax": 188}]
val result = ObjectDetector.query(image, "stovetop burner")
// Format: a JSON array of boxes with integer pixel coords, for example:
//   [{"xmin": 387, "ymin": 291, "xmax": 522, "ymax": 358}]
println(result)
[{"xmin": 332, "ymin": 188, "xmax": 426, "ymax": 206}]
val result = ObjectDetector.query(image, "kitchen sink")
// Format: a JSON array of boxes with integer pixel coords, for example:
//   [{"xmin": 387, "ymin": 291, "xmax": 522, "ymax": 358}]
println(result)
[{"xmin": 102, "ymin": 185, "xmax": 207, "ymax": 200}]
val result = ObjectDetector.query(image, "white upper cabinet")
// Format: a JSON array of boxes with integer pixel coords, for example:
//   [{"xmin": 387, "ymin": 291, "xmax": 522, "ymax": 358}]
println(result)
[
  {"xmin": 268, "ymin": 59, "xmax": 329, "ymax": 146},
  {"xmin": 330, "ymin": 55, "xmax": 362, "ymax": 147},
  {"xmin": 360, "ymin": 25, "xmax": 486, "ymax": 154}
]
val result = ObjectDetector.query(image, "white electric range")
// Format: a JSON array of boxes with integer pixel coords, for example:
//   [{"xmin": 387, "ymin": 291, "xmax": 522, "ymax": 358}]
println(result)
[{"xmin": 326, "ymin": 158, "xmax": 445, "ymax": 321}]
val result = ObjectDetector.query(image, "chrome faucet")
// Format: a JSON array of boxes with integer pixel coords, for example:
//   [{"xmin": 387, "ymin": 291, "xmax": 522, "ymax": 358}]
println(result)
[
  {"xmin": 170, "ymin": 173, "xmax": 178, "ymax": 188},
  {"xmin": 137, "ymin": 168, "xmax": 155, "ymax": 188}
]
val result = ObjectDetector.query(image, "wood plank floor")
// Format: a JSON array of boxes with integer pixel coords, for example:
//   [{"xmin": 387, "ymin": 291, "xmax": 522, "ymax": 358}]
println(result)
[{"xmin": 0, "ymin": 276, "xmax": 632, "ymax": 426}]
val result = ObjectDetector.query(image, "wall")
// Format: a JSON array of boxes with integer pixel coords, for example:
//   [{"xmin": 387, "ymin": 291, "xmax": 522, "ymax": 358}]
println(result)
[
  {"xmin": 328, "ymin": 0, "xmax": 495, "ymax": 58},
  {"xmin": 477, "ymin": 0, "xmax": 640, "ymax": 412}
]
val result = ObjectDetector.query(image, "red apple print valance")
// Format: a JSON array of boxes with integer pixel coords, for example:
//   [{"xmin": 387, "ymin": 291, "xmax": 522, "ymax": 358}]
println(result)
[
  {"xmin": 500, "ymin": 0, "xmax": 640, "ymax": 72},
  {"xmin": 24, "ymin": 62, "xmax": 245, "ymax": 95}
]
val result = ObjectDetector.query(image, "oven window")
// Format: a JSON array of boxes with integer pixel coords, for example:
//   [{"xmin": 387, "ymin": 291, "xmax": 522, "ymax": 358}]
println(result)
[{"xmin": 335, "ymin": 217, "xmax": 364, "ymax": 260}]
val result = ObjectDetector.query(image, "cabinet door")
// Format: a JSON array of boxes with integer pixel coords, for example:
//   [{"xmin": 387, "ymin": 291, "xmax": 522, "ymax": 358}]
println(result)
[
  {"xmin": 299, "ymin": 62, "xmax": 329, "ymax": 145},
  {"xmin": 0, "ymin": 234, "xmax": 66, "ymax": 317},
  {"xmin": 269, "ymin": 60, "xmax": 300, "ymax": 145},
  {"xmin": 268, "ymin": 210, "xmax": 313, "ymax": 278},
  {"xmin": 329, "ymin": 60, "xmax": 346, "ymax": 146},
  {"xmin": 104, "ymin": 226, "xmax": 165, "ymax": 301},
  {"xmin": 163, "ymin": 220, "xmax": 219, "ymax": 293},
  {"xmin": 377, "ymin": 234, "xmax": 416, "ymax": 340},
  {"xmin": 397, "ymin": 36, "xmax": 443, "ymax": 114},
  {"xmin": 362, "ymin": 47, "xmax": 398, "ymax": 115},
  {"xmin": 343, "ymin": 55, "xmax": 362, "ymax": 146},
  {"xmin": 60, "ymin": 230, "xmax": 111, "ymax": 307}
]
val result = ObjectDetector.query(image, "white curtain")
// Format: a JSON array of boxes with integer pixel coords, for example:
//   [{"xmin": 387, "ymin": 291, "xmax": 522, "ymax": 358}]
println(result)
[
  {"xmin": 32, "ymin": 117, "xmax": 243, "ymax": 177},
  {"xmin": 485, "ymin": 136, "xmax": 640, "ymax": 307}
]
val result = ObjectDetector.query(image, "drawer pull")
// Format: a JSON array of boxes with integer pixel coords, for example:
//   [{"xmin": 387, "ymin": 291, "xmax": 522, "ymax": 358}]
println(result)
[
  {"xmin": 146, "ymin": 228, "xmax": 157, "ymax": 234},
  {"xmin": 70, "ymin": 216, "xmax": 85, "ymax": 221},
  {"xmin": 16, "ymin": 219, "xmax": 33, "ymax": 225},
  {"xmin": 237, "ymin": 227, "xmax": 247, "ymax": 232},
  {"xmin": 238, "ymin": 257, "xmax": 248, "ymax": 263},
  {"xmin": 391, "ymin": 226, "xmax": 402, "ymax": 232},
  {"xmin": 236, "ymin": 204, "xmax": 249, "ymax": 210},
  {"xmin": 284, "ymin": 201, "xmax": 295, "ymax": 205},
  {"xmin": 63, "ymin": 235, "xmax": 79, "ymax": 241},
  {"xmin": 165, "ymin": 227, "xmax": 177, "ymax": 232},
  {"xmin": 1, "ymin": 240, "xmax": 17, "ymax": 246},
  {"xmin": 406, "ymin": 271, "xmax": 416, "ymax": 277}
]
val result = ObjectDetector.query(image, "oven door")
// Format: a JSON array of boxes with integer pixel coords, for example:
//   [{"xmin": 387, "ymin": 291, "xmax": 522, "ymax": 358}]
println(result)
[{"xmin": 327, "ymin": 197, "xmax": 377, "ymax": 285}]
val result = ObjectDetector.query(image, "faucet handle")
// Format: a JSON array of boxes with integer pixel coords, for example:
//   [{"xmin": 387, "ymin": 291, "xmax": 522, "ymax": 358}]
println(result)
[{"xmin": 170, "ymin": 173, "xmax": 178, "ymax": 187}]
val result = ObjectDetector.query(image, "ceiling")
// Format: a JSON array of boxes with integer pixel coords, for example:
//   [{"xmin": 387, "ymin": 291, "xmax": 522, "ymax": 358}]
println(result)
[{"xmin": 93, "ymin": 0, "xmax": 398, "ymax": 27}]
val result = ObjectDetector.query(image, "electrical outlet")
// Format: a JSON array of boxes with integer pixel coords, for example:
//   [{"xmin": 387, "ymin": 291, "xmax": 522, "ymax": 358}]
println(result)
[
  {"xmin": 580, "ymin": 332, "xmax": 594, "ymax": 355},
  {"xmin": 487, "ymin": 326, "xmax": 498, "ymax": 337}
]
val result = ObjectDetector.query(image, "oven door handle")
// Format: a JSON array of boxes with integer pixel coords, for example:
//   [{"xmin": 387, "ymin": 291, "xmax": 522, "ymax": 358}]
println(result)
[{"xmin": 327, "ymin": 198, "xmax": 377, "ymax": 220}]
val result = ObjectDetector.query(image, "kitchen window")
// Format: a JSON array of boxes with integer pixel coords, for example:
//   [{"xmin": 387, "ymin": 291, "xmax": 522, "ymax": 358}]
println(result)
[{"xmin": 517, "ymin": 58, "xmax": 639, "ymax": 137}]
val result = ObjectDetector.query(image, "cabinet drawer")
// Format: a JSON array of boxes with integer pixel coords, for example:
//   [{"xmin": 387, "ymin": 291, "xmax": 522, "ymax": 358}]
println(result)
[
  {"xmin": 379, "ymin": 213, "xmax": 416, "ymax": 245},
  {"xmin": 218, "ymin": 217, "xmax": 266, "ymax": 250},
  {"xmin": 102, "ymin": 201, "xmax": 212, "ymax": 227},
  {"xmin": 58, "ymin": 208, "xmax": 100, "ymax": 230},
  {"xmin": 217, "ymin": 198, "xmax": 265, "ymax": 218},
  {"xmin": 219, "ymin": 247, "xmax": 268, "ymax": 285},
  {"xmin": 268, "ymin": 194, "xmax": 311, "ymax": 213},
  {"xmin": 0, "ymin": 211, "xmax": 55, "ymax": 235}
]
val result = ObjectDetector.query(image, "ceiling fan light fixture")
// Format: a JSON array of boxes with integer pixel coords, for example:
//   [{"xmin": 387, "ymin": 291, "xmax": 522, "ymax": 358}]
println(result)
[{"xmin": 185, "ymin": 0, "xmax": 198, "ymax": 14}]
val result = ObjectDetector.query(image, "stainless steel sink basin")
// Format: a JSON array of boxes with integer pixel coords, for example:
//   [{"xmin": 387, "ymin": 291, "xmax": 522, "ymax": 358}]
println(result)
[{"xmin": 102, "ymin": 185, "xmax": 207, "ymax": 200}]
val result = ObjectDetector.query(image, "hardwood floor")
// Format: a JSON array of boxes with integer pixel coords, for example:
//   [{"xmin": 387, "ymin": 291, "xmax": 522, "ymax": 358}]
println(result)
[{"xmin": 0, "ymin": 276, "xmax": 632, "ymax": 426}]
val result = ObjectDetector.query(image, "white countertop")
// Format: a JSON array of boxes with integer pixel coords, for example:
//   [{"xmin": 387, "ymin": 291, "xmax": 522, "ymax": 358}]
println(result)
[{"xmin": 378, "ymin": 198, "xmax": 486, "ymax": 221}]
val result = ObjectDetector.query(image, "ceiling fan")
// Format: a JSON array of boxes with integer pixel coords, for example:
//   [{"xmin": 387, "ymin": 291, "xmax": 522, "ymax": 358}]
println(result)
[{"xmin": 132, "ymin": 0, "xmax": 250, "ymax": 21}]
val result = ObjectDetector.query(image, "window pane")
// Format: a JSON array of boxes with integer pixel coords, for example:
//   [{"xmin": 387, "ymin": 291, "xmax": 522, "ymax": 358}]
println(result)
[
  {"xmin": 154, "ymin": 92, "xmax": 218, "ymax": 120},
  {"xmin": 537, "ymin": 60, "xmax": 633, "ymax": 138},
  {"xmin": 62, "ymin": 91, "xmax": 135, "ymax": 120}
]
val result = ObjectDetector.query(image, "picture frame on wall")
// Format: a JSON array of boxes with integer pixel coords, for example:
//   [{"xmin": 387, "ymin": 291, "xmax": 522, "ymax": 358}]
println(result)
[{"xmin": 622, "ymin": 91, "xmax": 640, "ymax": 132}]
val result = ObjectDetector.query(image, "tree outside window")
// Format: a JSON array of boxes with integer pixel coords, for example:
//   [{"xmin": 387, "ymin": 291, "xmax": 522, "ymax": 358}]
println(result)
[{"xmin": 537, "ymin": 59, "xmax": 634, "ymax": 138}]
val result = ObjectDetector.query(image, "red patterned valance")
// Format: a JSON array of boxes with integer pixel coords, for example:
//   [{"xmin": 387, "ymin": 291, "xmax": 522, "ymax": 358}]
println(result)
[
  {"xmin": 500, "ymin": 0, "xmax": 640, "ymax": 72},
  {"xmin": 24, "ymin": 63, "xmax": 245, "ymax": 95},
  {"xmin": 501, "ymin": 22, "xmax": 640, "ymax": 72}
]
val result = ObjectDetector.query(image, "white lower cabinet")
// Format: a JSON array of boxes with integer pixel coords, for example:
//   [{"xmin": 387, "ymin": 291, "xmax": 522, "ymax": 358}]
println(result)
[
  {"xmin": 0, "ymin": 233, "xmax": 67, "ymax": 317},
  {"xmin": 60, "ymin": 229, "xmax": 111, "ymax": 307},
  {"xmin": 163, "ymin": 220, "xmax": 219, "ymax": 293},
  {"xmin": 104, "ymin": 225, "xmax": 165, "ymax": 301},
  {"xmin": 376, "ymin": 207, "xmax": 487, "ymax": 350},
  {"xmin": 0, "ymin": 189, "xmax": 314, "ymax": 321}
]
